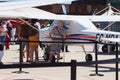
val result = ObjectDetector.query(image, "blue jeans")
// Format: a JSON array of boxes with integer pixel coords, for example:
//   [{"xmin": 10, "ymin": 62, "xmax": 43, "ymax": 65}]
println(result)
[{"xmin": 0, "ymin": 35, "xmax": 6, "ymax": 46}]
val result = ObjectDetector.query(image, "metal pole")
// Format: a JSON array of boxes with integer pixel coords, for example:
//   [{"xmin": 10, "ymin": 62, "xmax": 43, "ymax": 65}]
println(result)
[
  {"xmin": 12, "ymin": 41, "xmax": 29, "ymax": 74},
  {"xmin": 19, "ymin": 41, "xmax": 22, "ymax": 72},
  {"xmin": 90, "ymin": 42, "xmax": 103, "ymax": 76},
  {"xmin": 71, "ymin": 60, "xmax": 76, "ymax": 80},
  {"xmin": 115, "ymin": 43, "xmax": 119, "ymax": 80},
  {"xmin": 95, "ymin": 42, "xmax": 98, "ymax": 74}
]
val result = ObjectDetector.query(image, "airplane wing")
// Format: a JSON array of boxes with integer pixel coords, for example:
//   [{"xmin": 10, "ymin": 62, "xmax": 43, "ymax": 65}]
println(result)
[
  {"xmin": 59, "ymin": 15, "xmax": 120, "ymax": 22},
  {"xmin": 0, "ymin": 0, "xmax": 120, "ymax": 22},
  {"xmin": 87, "ymin": 15, "xmax": 120, "ymax": 22},
  {"xmin": 0, "ymin": 7, "xmax": 76, "ymax": 20},
  {"xmin": 0, "ymin": 9, "xmax": 25, "ymax": 18},
  {"xmin": 1, "ymin": 6, "xmax": 120, "ymax": 23},
  {"xmin": 0, "ymin": 7, "xmax": 74, "ymax": 21},
  {"xmin": 1, "ymin": 8, "xmax": 120, "ymax": 22},
  {"xmin": 0, "ymin": 0, "xmax": 76, "ymax": 11},
  {"xmin": 0, "ymin": 7, "xmax": 57, "ymax": 19},
  {"xmin": 57, "ymin": 15, "xmax": 120, "ymax": 22}
]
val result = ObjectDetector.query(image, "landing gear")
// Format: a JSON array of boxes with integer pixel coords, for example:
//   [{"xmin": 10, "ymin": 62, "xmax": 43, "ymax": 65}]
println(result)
[
  {"xmin": 85, "ymin": 54, "xmax": 93, "ymax": 62},
  {"xmin": 81, "ymin": 45, "xmax": 93, "ymax": 62},
  {"xmin": 102, "ymin": 45, "xmax": 115, "ymax": 53}
]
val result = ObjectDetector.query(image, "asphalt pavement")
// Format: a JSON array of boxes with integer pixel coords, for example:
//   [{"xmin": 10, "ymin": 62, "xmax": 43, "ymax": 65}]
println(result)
[{"xmin": 0, "ymin": 44, "xmax": 120, "ymax": 80}]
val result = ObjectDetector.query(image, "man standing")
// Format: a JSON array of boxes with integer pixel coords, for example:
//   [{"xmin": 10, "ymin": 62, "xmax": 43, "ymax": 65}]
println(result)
[
  {"xmin": 18, "ymin": 19, "xmax": 30, "ymax": 62},
  {"xmin": 49, "ymin": 21, "xmax": 66, "ymax": 62}
]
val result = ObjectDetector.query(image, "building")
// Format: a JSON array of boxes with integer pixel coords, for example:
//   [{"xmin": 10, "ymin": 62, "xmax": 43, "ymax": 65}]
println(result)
[{"xmin": 38, "ymin": 0, "xmax": 120, "ymax": 15}]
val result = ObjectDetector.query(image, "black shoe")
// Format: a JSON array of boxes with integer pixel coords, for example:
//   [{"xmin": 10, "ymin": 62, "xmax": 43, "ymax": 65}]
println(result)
[{"xmin": 66, "ymin": 51, "xmax": 70, "ymax": 52}]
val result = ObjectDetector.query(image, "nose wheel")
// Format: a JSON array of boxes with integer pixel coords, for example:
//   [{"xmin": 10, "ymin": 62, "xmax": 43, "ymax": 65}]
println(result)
[
  {"xmin": 85, "ymin": 54, "xmax": 93, "ymax": 62},
  {"xmin": 81, "ymin": 45, "xmax": 93, "ymax": 62}
]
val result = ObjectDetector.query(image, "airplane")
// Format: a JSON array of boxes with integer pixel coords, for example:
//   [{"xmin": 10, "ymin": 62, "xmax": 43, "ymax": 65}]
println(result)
[{"xmin": 0, "ymin": 0, "xmax": 120, "ymax": 62}]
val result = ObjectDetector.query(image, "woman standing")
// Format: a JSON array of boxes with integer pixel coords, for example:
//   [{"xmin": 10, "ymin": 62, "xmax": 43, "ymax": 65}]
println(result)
[
  {"xmin": 6, "ymin": 22, "xmax": 12, "ymax": 50},
  {"xmin": 0, "ymin": 21, "xmax": 8, "ymax": 65},
  {"xmin": 29, "ymin": 19, "xmax": 39, "ymax": 63}
]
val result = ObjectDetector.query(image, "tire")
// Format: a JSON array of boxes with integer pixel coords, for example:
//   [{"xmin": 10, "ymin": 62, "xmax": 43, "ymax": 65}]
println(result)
[
  {"xmin": 85, "ymin": 54, "xmax": 92, "ymax": 62},
  {"xmin": 102, "ymin": 45, "xmax": 115, "ymax": 53},
  {"xmin": 111, "ymin": 46, "xmax": 115, "ymax": 52},
  {"xmin": 102, "ymin": 45, "xmax": 108, "ymax": 53}
]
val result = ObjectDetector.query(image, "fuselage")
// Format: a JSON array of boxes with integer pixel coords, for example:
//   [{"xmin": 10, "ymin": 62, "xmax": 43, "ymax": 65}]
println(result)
[{"xmin": 40, "ymin": 20, "xmax": 120, "ymax": 45}]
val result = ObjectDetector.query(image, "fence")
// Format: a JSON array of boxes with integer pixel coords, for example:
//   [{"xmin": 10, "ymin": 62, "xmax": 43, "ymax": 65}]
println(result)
[{"xmin": 0, "ymin": 41, "xmax": 120, "ymax": 80}]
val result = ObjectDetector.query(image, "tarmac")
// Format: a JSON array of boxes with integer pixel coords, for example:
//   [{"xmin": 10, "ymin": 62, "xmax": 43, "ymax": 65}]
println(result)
[{"xmin": 0, "ymin": 44, "xmax": 120, "ymax": 80}]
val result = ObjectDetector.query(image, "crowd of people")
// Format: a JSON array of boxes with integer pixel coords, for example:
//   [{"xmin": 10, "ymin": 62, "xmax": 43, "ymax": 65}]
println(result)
[
  {"xmin": 0, "ymin": 19, "xmax": 70, "ymax": 65},
  {"xmin": 0, "ymin": 19, "xmax": 21, "ymax": 65}
]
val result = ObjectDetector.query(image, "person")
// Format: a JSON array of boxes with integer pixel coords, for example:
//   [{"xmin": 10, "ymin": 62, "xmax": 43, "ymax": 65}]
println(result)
[
  {"xmin": 41, "ymin": 20, "xmax": 50, "ymax": 29},
  {"xmin": 35, "ymin": 20, "xmax": 44, "ymax": 50},
  {"xmin": 11, "ymin": 23, "xmax": 17, "ymax": 45},
  {"xmin": 9, "ymin": 19, "xmax": 21, "ymax": 44},
  {"xmin": 49, "ymin": 21, "xmax": 66, "ymax": 62},
  {"xmin": 0, "ymin": 44, "xmax": 4, "ymax": 65},
  {"xmin": 62, "ymin": 45, "xmax": 68, "ymax": 52},
  {"xmin": 0, "ymin": 21, "xmax": 8, "ymax": 65},
  {"xmin": 29, "ymin": 19, "xmax": 39, "ymax": 63},
  {"xmin": 18, "ymin": 19, "xmax": 30, "ymax": 62},
  {"xmin": 5, "ymin": 22, "xmax": 12, "ymax": 50},
  {"xmin": 65, "ymin": 45, "xmax": 69, "ymax": 52},
  {"xmin": 62, "ymin": 23, "xmax": 70, "ymax": 52},
  {"xmin": 96, "ymin": 23, "xmax": 101, "ymax": 30}
]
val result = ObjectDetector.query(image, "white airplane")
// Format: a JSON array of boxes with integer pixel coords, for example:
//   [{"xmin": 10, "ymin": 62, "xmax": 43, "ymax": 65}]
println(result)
[{"xmin": 0, "ymin": 0, "xmax": 120, "ymax": 62}]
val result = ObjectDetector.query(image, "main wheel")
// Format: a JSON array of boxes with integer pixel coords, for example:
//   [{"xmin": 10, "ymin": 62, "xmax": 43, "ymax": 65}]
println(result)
[
  {"xmin": 102, "ymin": 45, "xmax": 115, "ymax": 53},
  {"xmin": 85, "ymin": 54, "xmax": 92, "ymax": 62},
  {"xmin": 102, "ymin": 45, "xmax": 108, "ymax": 53}
]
